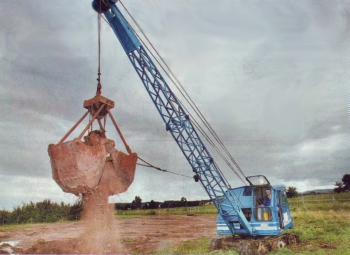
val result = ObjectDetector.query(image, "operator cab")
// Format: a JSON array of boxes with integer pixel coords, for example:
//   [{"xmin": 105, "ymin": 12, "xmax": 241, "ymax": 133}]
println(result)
[
  {"xmin": 216, "ymin": 175, "xmax": 294, "ymax": 236},
  {"xmin": 247, "ymin": 175, "xmax": 272, "ymax": 221},
  {"xmin": 246, "ymin": 175, "xmax": 270, "ymax": 186}
]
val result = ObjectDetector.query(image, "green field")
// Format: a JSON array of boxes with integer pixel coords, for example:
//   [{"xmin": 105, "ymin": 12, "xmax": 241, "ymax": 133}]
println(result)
[
  {"xmin": 116, "ymin": 192, "xmax": 350, "ymax": 254},
  {"xmin": 115, "ymin": 204, "xmax": 218, "ymax": 217},
  {"xmin": 1, "ymin": 193, "xmax": 349, "ymax": 254}
]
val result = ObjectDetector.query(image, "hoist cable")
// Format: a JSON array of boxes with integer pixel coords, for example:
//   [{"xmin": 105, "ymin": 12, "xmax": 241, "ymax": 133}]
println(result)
[
  {"xmin": 98, "ymin": 10, "xmax": 190, "ymax": 180},
  {"xmin": 126, "ymin": 13, "xmax": 246, "ymax": 181},
  {"xmin": 191, "ymin": 121, "xmax": 246, "ymax": 185},
  {"xmin": 96, "ymin": 3, "xmax": 102, "ymax": 95},
  {"xmin": 128, "ymin": 33, "xmax": 236, "ymax": 184},
  {"xmin": 138, "ymin": 157, "xmax": 192, "ymax": 179},
  {"xmin": 98, "ymin": 12, "xmax": 101, "ymax": 78},
  {"xmin": 118, "ymin": 1, "xmax": 247, "ymax": 185},
  {"xmin": 136, "ymin": 39, "xmax": 240, "ymax": 185}
]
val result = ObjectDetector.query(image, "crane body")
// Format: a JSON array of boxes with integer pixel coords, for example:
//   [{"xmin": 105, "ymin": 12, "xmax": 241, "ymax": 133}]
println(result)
[
  {"xmin": 91, "ymin": 0, "xmax": 298, "ymax": 251},
  {"xmin": 217, "ymin": 175, "xmax": 294, "ymax": 236}
]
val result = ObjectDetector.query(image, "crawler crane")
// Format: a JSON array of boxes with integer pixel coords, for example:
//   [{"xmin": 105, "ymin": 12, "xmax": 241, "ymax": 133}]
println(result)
[{"xmin": 86, "ymin": 0, "xmax": 299, "ymax": 253}]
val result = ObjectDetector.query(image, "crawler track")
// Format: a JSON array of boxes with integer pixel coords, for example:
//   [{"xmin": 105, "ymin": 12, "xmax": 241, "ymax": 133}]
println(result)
[{"xmin": 210, "ymin": 233, "xmax": 300, "ymax": 255}]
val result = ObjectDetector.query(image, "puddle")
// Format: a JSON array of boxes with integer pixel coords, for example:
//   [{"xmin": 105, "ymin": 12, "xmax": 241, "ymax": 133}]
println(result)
[{"xmin": 0, "ymin": 240, "xmax": 20, "ymax": 254}]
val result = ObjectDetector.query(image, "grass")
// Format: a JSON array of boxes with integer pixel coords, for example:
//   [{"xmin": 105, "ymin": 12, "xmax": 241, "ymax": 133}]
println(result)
[
  {"xmin": 0, "ymin": 219, "xmax": 75, "ymax": 232},
  {"xmin": 115, "ymin": 204, "xmax": 218, "ymax": 218},
  {"xmin": 135, "ymin": 192, "xmax": 350, "ymax": 254},
  {"xmin": 0, "ymin": 223, "xmax": 32, "ymax": 231},
  {"xmin": 288, "ymin": 192, "xmax": 350, "ymax": 212},
  {"xmin": 148, "ymin": 209, "xmax": 350, "ymax": 255},
  {"xmin": 2, "ymin": 193, "xmax": 349, "ymax": 254},
  {"xmin": 144, "ymin": 236, "xmax": 239, "ymax": 255},
  {"xmin": 277, "ymin": 210, "xmax": 350, "ymax": 255}
]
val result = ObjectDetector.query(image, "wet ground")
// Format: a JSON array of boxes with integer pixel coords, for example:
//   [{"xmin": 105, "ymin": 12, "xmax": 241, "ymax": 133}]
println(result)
[{"xmin": 0, "ymin": 215, "xmax": 217, "ymax": 254}]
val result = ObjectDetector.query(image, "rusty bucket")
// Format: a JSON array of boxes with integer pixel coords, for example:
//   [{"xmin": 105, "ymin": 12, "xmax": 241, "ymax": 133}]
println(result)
[
  {"xmin": 48, "ymin": 138, "xmax": 107, "ymax": 195},
  {"xmin": 101, "ymin": 150, "xmax": 138, "ymax": 196}
]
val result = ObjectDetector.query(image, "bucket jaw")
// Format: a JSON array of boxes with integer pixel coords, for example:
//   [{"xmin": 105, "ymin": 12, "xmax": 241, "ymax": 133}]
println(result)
[
  {"xmin": 101, "ymin": 150, "xmax": 138, "ymax": 196},
  {"xmin": 48, "ymin": 95, "xmax": 138, "ymax": 196},
  {"xmin": 48, "ymin": 136, "xmax": 137, "ymax": 196},
  {"xmin": 48, "ymin": 138, "xmax": 107, "ymax": 195}
]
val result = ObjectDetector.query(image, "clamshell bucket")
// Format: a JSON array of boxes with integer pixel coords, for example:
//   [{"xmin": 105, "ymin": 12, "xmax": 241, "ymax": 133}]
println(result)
[
  {"xmin": 101, "ymin": 150, "xmax": 138, "ymax": 196},
  {"xmin": 49, "ymin": 94, "xmax": 138, "ymax": 196},
  {"xmin": 48, "ymin": 138, "xmax": 107, "ymax": 195}
]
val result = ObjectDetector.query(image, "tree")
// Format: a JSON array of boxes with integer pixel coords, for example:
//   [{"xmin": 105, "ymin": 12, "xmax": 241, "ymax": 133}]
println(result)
[
  {"xmin": 0, "ymin": 210, "xmax": 10, "ymax": 225},
  {"xmin": 148, "ymin": 200, "xmax": 159, "ymax": 209},
  {"xmin": 334, "ymin": 180, "xmax": 345, "ymax": 193},
  {"xmin": 342, "ymin": 174, "xmax": 350, "ymax": 191},
  {"xmin": 181, "ymin": 197, "xmax": 187, "ymax": 207},
  {"xmin": 286, "ymin": 187, "xmax": 298, "ymax": 198},
  {"xmin": 68, "ymin": 199, "xmax": 83, "ymax": 221},
  {"xmin": 334, "ymin": 174, "xmax": 350, "ymax": 193},
  {"xmin": 131, "ymin": 196, "xmax": 142, "ymax": 209}
]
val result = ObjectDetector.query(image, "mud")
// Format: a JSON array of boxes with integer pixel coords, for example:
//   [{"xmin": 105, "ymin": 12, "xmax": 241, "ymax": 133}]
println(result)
[{"xmin": 0, "ymin": 215, "xmax": 217, "ymax": 254}]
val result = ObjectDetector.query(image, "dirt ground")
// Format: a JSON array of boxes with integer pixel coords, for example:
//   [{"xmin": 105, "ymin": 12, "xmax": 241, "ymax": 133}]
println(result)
[{"xmin": 0, "ymin": 215, "xmax": 217, "ymax": 254}]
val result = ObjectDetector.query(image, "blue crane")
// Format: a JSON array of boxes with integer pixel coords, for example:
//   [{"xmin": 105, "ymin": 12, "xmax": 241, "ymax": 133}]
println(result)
[{"xmin": 91, "ymin": 0, "xmax": 297, "ymax": 248}]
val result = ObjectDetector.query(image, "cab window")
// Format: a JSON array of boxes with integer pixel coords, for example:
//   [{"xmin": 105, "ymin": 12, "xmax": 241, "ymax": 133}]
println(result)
[
  {"xmin": 254, "ymin": 207, "xmax": 272, "ymax": 221},
  {"xmin": 282, "ymin": 191, "xmax": 288, "ymax": 205},
  {"xmin": 253, "ymin": 187, "xmax": 270, "ymax": 207}
]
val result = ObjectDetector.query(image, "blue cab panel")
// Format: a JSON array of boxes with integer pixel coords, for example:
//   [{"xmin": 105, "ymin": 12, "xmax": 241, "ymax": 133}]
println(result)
[{"xmin": 216, "ymin": 179, "xmax": 294, "ymax": 236}]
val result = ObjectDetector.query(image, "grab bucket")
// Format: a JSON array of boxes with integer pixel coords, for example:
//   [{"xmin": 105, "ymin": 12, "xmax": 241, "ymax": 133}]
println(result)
[
  {"xmin": 48, "ymin": 138, "xmax": 107, "ymax": 195},
  {"xmin": 102, "ymin": 150, "xmax": 138, "ymax": 195}
]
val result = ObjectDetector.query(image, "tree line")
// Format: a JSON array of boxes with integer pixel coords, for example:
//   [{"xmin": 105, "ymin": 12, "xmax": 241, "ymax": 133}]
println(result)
[
  {"xmin": 0, "ymin": 199, "xmax": 83, "ymax": 225},
  {"xmin": 114, "ymin": 196, "xmax": 212, "ymax": 210},
  {"xmin": 117, "ymin": 189, "xmax": 303, "ymax": 211},
  {"xmin": 0, "ymin": 197, "xmax": 212, "ymax": 225}
]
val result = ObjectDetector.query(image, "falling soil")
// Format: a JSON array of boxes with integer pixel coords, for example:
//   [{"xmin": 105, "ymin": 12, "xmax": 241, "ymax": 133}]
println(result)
[
  {"xmin": 22, "ymin": 173, "xmax": 124, "ymax": 254},
  {"xmin": 40, "ymin": 135, "xmax": 138, "ymax": 253},
  {"xmin": 78, "ymin": 175, "xmax": 124, "ymax": 254}
]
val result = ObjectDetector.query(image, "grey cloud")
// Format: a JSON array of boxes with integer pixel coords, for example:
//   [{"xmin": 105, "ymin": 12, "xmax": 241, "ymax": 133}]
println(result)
[{"xmin": 0, "ymin": 0, "xmax": 349, "ymax": 209}]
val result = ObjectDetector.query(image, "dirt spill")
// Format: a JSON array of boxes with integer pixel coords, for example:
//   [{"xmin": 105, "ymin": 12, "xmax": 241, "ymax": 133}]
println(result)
[
  {"xmin": 78, "ymin": 175, "xmax": 124, "ymax": 254},
  {"xmin": 23, "ymin": 150, "xmax": 137, "ymax": 254},
  {"xmin": 23, "ymin": 133, "xmax": 138, "ymax": 254},
  {"xmin": 22, "ymin": 180, "xmax": 125, "ymax": 254}
]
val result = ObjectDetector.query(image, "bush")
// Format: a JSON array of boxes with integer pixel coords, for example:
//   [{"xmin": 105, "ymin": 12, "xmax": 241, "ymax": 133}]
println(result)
[
  {"xmin": 0, "ymin": 199, "xmax": 85, "ymax": 225},
  {"xmin": 67, "ymin": 199, "xmax": 83, "ymax": 221}
]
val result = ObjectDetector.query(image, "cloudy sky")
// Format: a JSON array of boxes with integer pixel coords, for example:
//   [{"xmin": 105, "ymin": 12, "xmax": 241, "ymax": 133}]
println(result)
[{"xmin": 0, "ymin": 0, "xmax": 349, "ymax": 210}]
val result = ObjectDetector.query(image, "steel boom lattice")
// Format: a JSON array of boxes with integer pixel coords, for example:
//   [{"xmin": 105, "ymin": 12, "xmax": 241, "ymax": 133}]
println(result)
[{"xmin": 100, "ymin": 0, "xmax": 253, "ymax": 235}]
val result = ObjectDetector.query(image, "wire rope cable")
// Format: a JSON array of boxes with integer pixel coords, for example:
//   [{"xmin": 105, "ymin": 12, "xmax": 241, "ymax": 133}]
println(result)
[
  {"xmin": 117, "ymin": 1, "xmax": 248, "ymax": 185},
  {"xmin": 119, "ymin": 1, "xmax": 246, "ymax": 180},
  {"xmin": 118, "ymin": 0, "xmax": 247, "ymax": 185},
  {"xmin": 96, "ymin": 1, "xmax": 103, "ymax": 95},
  {"xmin": 137, "ymin": 157, "xmax": 193, "ymax": 179}
]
